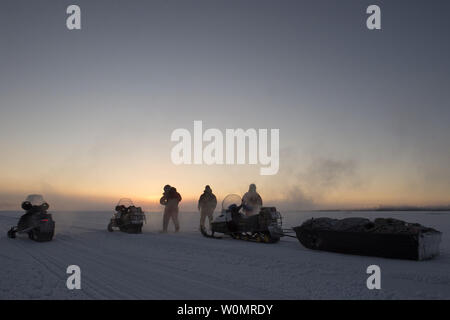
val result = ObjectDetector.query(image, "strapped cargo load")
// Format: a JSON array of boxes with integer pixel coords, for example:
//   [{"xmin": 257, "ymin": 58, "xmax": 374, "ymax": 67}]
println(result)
[{"xmin": 293, "ymin": 217, "xmax": 441, "ymax": 260}]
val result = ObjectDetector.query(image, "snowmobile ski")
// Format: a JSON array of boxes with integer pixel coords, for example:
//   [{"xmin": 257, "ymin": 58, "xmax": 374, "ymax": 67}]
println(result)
[{"xmin": 200, "ymin": 226, "xmax": 222, "ymax": 239}]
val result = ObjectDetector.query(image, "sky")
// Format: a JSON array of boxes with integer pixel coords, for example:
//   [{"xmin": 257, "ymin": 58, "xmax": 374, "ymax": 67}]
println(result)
[{"xmin": 0, "ymin": 0, "xmax": 449, "ymax": 211}]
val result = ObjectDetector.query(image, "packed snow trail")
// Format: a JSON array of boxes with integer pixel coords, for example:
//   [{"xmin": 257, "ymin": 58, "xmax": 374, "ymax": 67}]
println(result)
[{"xmin": 0, "ymin": 211, "xmax": 449, "ymax": 299}]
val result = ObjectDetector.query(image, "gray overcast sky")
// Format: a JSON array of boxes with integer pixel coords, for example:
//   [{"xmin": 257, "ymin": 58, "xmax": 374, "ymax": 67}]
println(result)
[{"xmin": 0, "ymin": 0, "xmax": 449, "ymax": 210}]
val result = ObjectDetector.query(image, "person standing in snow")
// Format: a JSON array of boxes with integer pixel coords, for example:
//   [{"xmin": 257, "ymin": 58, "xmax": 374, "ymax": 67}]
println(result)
[
  {"xmin": 197, "ymin": 185, "xmax": 217, "ymax": 231},
  {"xmin": 160, "ymin": 185, "xmax": 182, "ymax": 233},
  {"xmin": 242, "ymin": 184, "xmax": 262, "ymax": 216}
]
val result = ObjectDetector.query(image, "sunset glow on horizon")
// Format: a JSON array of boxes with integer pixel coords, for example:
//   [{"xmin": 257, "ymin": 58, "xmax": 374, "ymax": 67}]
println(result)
[{"xmin": 1, "ymin": 1, "xmax": 449, "ymax": 211}]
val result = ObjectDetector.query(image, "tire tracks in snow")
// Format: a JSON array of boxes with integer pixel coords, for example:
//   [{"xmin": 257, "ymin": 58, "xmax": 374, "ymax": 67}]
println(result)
[{"xmin": 54, "ymin": 232, "xmax": 267, "ymax": 299}]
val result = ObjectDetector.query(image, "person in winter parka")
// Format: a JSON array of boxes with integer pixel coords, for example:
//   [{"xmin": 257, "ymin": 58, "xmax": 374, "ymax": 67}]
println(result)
[
  {"xmin": 241, "ymin": 184, "xmax": 262, "ymax": 216},
  {"xmin": 197, "ymin": 185, "xmax": 217, "ymax": 231},
  {"xmin": 160, "ymin": 185, "xmax": 182, "ymax": 232}
]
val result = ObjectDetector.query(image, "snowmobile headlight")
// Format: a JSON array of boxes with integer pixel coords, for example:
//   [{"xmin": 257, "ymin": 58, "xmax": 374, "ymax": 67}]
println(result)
[{"xmin": 21, "ymin": 201, "xmax": 32, "ymax": 211}]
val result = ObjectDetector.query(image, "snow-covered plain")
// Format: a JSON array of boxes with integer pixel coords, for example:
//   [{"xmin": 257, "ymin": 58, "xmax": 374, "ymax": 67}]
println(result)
[{"xmin": 0, "ymin": 210, "xmax": 449, "ymax": 300}]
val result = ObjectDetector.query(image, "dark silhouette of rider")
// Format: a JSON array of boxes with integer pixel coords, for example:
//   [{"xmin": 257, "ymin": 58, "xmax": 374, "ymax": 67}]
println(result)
[{"xmin": 160, "ymin": 185, "xmax": 182, "ymax": 232}]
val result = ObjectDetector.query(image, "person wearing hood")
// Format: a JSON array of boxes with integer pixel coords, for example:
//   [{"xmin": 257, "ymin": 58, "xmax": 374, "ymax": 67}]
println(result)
[
  {"xmin": 160, "ymin": 185, "xmax": 182, "ymax": 233},
  {"xmin": 160, "ymin": 185, "xmax": 172, "ymax": 206},
  {"xmin": 242, "ymin": 184, "xmax": 262, "ymax": 216},
  {"xmin": 197, "ymin": 185, "xmax": 217, "ymax": 231}
]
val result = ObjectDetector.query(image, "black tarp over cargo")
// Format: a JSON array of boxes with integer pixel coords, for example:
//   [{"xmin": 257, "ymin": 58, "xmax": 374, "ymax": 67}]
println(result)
[{"xmin": 293, "ymin": 217, "xmax": 441, "ymax": 260}]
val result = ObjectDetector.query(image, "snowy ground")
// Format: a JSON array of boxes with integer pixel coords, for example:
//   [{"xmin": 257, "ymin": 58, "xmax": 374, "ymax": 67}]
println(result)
[{"xmin": 0, "ymin": 210, "xmax": 449, "ymax": 300}]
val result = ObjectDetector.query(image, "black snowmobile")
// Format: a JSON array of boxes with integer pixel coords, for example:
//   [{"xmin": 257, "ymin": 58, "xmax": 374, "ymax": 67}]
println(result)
[
  {"xmin": 201, "ymin": 194, "xmax": 284, "ymax": 243},
  {"xmin": 7, "ymin": 194, "xmax": 55, "ymax": 242},
  {"xmin": 107, "ymin": 198, "xmax": 146, "ymax": 233}
]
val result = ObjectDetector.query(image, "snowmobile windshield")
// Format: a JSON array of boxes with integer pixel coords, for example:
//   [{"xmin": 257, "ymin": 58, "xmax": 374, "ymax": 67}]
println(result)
[
  {"xmin": 222, "ymin": 194, "xmax": 242, "ymax": 211},
  {"xmin": 24, "ymin": 194, "xmax": 46, "ymax": 206},
  {"xmin": 117, "ymin": 198, "xmax": 134, "ymax": 207}
]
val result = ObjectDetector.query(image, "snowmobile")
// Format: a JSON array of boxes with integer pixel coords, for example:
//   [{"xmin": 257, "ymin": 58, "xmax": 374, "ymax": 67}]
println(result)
[
  {"xmin": 201, "ymin": 194, "xmax": 284, "ymax": 243},
  {"xmin": 7, "ymin": 194, "xmax": 55, "ymax": 242},
  {"xmin": 107, "ymin": 198, "xmax": 146, "ymax": 233}
]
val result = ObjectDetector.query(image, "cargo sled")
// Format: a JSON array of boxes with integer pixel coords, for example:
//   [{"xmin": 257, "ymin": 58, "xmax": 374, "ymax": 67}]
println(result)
[{"xmin": 293, "ymin": 217, "xmax": 441, "ymax": 260}]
